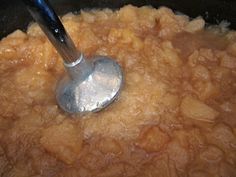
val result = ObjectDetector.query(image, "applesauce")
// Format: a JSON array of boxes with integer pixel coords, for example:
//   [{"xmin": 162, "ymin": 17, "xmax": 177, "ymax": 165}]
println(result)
[{"xmin": 0, "ymin": 5, "xmax": 236, "ymax": 177}]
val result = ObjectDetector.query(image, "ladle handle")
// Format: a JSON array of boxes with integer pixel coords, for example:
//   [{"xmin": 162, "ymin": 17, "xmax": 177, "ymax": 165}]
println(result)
[{"xmin": 22, "ymin": 0, "xmax": 80, "ymax": 64}]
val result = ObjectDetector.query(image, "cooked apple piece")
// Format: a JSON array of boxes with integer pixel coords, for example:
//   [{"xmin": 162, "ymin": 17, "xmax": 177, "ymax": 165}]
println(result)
[
  {"xmin": 137, "ymin": 126, "xmax": 169, "ymax": 152},
  {"xmin": 40, "ymin": 120, "xmax": 83, "ymax": 164},
  {"xmin": 181, "ymin": 96, "xmax": 219, "ymax": 122}
]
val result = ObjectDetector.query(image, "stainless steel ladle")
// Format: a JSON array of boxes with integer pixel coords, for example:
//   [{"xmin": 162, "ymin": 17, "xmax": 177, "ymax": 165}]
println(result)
[{"xmin": 23, "ymin": 0, "xmax": 123, "ymax": 113}]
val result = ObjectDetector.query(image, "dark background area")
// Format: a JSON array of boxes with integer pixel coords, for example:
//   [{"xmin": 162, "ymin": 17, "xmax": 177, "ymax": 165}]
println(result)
[{"xmin": 0, "ymin": 0, "xmax": 236, "ymax": 39}]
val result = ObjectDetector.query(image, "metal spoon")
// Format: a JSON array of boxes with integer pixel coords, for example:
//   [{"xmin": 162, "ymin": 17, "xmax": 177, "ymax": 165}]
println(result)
[{"xmin": 23, "ymin": 0, "xmax": 123, "ymax": 113}]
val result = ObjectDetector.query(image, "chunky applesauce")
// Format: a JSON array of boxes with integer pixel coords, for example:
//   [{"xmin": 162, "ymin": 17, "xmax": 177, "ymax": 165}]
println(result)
[{"xmin": 0, "ymin": 5, "xmax": 236, "ymax": 177}]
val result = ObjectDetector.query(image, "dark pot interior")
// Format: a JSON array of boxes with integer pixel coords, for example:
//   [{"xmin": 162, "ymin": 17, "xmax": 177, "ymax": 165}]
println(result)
[{"xmin": 0, "ymin": 0, "xmax": 236, "ymax": 39}]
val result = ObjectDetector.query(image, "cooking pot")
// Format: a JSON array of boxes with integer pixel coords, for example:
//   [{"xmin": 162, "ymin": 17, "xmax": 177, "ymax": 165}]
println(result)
[{"xmin": 0, "ymin": 0, "xmax": 235, "ymax": 39}]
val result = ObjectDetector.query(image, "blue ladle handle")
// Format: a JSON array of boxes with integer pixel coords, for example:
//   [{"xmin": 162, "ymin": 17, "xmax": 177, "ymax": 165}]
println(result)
[{"xmin": 22, "ymin": 0, "xmax": 81, "ymax": 64}]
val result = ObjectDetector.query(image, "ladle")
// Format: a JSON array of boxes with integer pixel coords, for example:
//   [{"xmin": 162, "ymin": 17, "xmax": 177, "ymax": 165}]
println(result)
[{"xmin": 23, "ymin": 0, "xmax": 123, "ymax": 113}]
